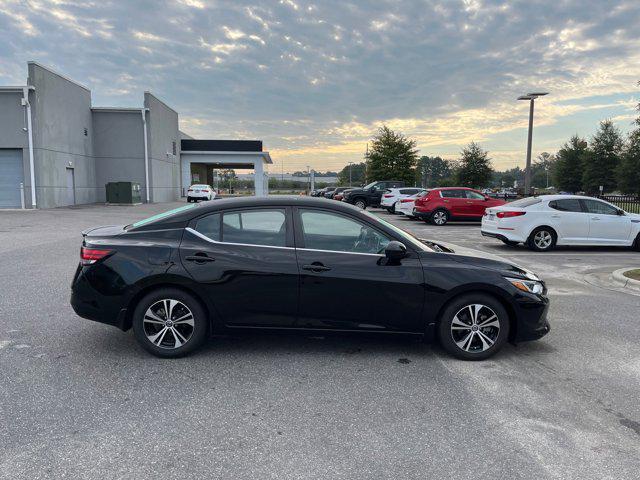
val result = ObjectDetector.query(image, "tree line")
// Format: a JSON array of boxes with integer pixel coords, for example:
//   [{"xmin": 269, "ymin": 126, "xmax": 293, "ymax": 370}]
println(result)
[{"xmin": 336, "ymin": 82, "xmax": 640, "ymax": 195}]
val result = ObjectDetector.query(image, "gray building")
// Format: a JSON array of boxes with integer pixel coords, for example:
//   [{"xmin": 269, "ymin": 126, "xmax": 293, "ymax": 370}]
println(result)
[{"xmin": 0, "ymin": 62, "xmax": 271, "ymax": 209}]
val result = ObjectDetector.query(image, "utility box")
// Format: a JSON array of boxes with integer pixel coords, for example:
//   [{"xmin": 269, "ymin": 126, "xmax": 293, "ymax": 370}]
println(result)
[{"xmin": 106, "ymin": 182, "xmax": 142, "ymax": 205}]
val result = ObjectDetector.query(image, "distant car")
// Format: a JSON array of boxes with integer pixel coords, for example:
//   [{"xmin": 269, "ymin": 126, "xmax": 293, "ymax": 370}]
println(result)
[
  {"xmin": 326, "ymin": 187, "xmax": 350, "ymax": 199},
  {"xmin": 413, "ymin": 187, "xmax": 506, "ymax": 225},
  {"xmin": 342, "ymin": 180, "xmax": 406, "ymax": 209},
  {"xmin": 482, "ymin": 195, "xmax": 640, "ymax": 251},
  {"xmin": 320, "ymin": 187, "xmax": 336, "ymax": 198},
  {"xmin": 380, "ymin": 188, "xmax": 426, "ymax": 213},
  {"xmin": 187, "ymin": 185, "xmax": 215, "ymax": 202},
  {"xmin": 396, "ymin": 190, "xmax": 430, "ymax": 218},
  {"xmin": 333, "ymin": 189, "xmax": 352, "ymax": 202}
]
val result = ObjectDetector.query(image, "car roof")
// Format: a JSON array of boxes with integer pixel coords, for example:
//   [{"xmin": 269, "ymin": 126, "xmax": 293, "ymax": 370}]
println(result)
[{"xmin": 431, "ymin": 187, "xmax": 476, "ymax": 191}]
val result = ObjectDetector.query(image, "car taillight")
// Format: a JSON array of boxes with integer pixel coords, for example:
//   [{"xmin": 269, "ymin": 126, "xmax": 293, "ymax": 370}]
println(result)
[
  {"xmin": 496, "ymin": 211, "xmax": 526, "ymax": 218},
  {"xmin": 383, "ymin": 194, "xmax": 394, "ymax": 198},
  {"xmin": 81, "ymin": 247, "xmax": 113, "ymax": 265},
  {"xmin": 401, "ymin": 198, "xmax": 413, "ymax": 203}
]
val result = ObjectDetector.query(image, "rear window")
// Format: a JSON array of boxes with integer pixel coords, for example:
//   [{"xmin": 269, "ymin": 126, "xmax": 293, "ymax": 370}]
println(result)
[
  {"xmin": 440, "ymin": 190, "xmax": 466, "ymax": 198},
  {"xmin": 129, "ymin": 204, "xmax": 197, "ymax": 228},
  {"xmin": 508, "ymin": 197, "xmax": 542, "ymax": 208}
]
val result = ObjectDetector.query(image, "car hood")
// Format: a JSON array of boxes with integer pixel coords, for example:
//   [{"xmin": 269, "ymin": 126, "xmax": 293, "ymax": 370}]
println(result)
[{"xmin": 418, "ymin": 238, "xmax": 540, "ymax": 280}]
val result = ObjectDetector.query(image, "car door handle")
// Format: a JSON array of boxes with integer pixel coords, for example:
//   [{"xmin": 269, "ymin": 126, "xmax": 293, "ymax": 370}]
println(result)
[
  {"xmin": 551, "ymin": 215, "xmax": 561, "ymax": 218},
  {"xmin": 185, "ymin": 254, "xmax": 216, "ymax": 263},
  {"xmin": 302, "ymin": 263, "xmax": 331, "ymax": 272},
  {"xmin": 591, "ymin": 217, "xmax": 601, "ymax": 221}
]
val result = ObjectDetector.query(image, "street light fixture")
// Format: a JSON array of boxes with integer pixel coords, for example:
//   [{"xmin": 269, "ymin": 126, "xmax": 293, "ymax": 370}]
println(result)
[{"xmin": 518, "ymin": 92, "xmax": 548, "ymax": 195}]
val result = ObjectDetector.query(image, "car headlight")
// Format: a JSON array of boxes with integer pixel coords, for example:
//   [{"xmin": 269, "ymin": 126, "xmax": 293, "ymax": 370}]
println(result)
[{"xmin": 506, "ymin": 277, "xmax": 544, "ymax": 294}]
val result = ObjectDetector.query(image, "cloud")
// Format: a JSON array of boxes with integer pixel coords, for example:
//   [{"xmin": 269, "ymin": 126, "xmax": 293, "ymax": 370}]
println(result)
[{"xmin": 0, "ymin": 0, "xmax": 638, "ymax": 172}]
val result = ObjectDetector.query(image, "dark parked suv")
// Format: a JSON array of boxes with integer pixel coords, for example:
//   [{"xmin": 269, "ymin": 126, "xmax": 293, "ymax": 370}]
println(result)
[
  {"xmin": 342, "ymin": 180, "xmax": 406, "ymax": 209},
  {"xmin": 71, "ymin": 196, "xmax": 550, "ymax": 360}
]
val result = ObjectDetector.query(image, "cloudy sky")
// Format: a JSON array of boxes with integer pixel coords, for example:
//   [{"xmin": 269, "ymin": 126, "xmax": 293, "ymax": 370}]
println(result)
[{"xmin": 1, "ymin": 0, "xmax": 639, "ymax": 173}]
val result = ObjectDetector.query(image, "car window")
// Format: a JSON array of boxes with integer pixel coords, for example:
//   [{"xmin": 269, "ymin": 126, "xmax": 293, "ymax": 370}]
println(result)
[
  {"xmin": 222, "ymin": 209, "xmax": 287, "ymax": 247},
  {"xmin": 195, "ymin": 213, "xmax": 221, "ymax": 240},
  {"xmin": 300, "ymin": 210, "xmax": 391, "ymax": 254},
  {"xmin": 440, "ymin": 190, "xmax": 465, "ymax": 198},
  {"xmin": 549, "ymin": 199, "xmax": 583, "ymax": 212},
  {"xmin": 465, "ymin": 191, "xmax": 485, "ymax": 200},
  {"xmin": 509, "ymin": 197, "xmax": 541, "ymax": 207},
  {"xmin": 582, "ymin": 199, "xmax": 618, "ymax": 215}
]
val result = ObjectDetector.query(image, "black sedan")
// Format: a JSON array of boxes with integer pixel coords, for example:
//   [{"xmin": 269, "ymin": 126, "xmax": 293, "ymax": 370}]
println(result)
[{"xmin": 71, "ymin": 197, "xmax": 550, "ymax": 360}]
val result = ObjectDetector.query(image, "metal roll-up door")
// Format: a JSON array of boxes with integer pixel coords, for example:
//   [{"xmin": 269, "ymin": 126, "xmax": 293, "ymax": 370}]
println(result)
[{"xmin": 0, "ymin": 150, "xmax": 25, "ymax": 208}]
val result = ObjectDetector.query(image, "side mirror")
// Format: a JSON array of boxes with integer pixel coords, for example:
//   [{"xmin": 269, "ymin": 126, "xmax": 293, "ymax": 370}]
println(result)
[
  {"xmin": 617, "ymin": 209, "xmax": 625, "ymax": 216},
  {"xmin": 385, "ymin": 241, "xmax": 407, "ymax": 260}
]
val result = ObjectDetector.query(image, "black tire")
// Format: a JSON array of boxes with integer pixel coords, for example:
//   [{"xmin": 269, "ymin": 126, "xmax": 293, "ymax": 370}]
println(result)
[
  {"xmin": 390, "ymin": 204, "xmax": 396, "ymax": 214},
  {"xmin": 187, "ymin": 197, "xmax": 192, "ymax": 203},
  {"xmin": 527, "ymin": 227, "xmax": 557, "ymax": 252},
  {"xmin": 132, "ymin": 288, "xmax": 209, "ymax": 358},
  {"xmin": 438, "ymin": 293, "xmax": 510, "ymax": 361},
  {"xmin": 633, "ymin": 233, "xmax": 640, "ymax": 251},
  {"xmin": 430, "ymin": 209, "xmax": 449, "ymax": 226},
  {"xmin": 354, "ymin": 198, "xmax": 367, "ymax": 209},
  {"xmin": 501, "ymin": 239, "xmax": 519, "ymax": 247}
]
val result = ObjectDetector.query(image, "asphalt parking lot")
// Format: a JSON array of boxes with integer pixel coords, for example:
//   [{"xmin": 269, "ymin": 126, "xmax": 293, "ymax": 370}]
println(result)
[{"xmin": 1, "ymin": 202, "xmax": 639, "ymax": 479}]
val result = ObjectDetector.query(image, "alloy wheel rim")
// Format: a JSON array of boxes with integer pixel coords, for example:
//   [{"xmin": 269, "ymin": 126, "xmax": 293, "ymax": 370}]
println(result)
[
  {"xmin": 534, "ymin": 231, "xmax": 552, "ymax": 249},
  {"xmin": 434, "ymin": 212, "xmax": 446, "ymax": 224},
  {"xmin": 355, "ymin": 201, "xmax": 365, "ymax": 209},
  {"xmin": 143, "ymin": 299, "xmax": 195, "ymax": 349},
  {"xmin": 450, "ymin": 304, "xmax": 500, "ymax": 353}
]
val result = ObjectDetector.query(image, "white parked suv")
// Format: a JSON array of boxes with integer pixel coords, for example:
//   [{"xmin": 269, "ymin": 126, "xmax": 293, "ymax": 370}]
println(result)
[
  {"xmin": 380, "ymin": 188, "xmax": 425, "ymax": 213},
  {"xmin": 187, "ymin": 184, "xmax": 216, "ymax": 202},
  {"xmin": 481, "ymin": 195, "xmax": 640, "ymax": 251},
  {"xmin": 396, "ymin": 190, "xmax": 429, "ymax": 218}
]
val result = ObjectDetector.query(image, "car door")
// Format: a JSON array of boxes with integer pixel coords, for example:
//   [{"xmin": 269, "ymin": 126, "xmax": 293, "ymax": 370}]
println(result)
[
  {"xmin": 463, "ymin": 190, "xmax": 488, "ymax": 216},
  {"xmin": 440, "ymin": 190, "xmax": 467, "ymax": 217},
  {"xmin": 293, "ymin": 208, "xmax": 425, "ymax": 332},
  {"xmin": 547, "ymin": 199, "xmax": 590, "ymax": 244},
  {"xmin": 180, "ymin": 207, "xmax": 299, "ymax": 328},
  {"xmin": 581, "ymin": 199, "xmax": 632, "ymax": 244}
]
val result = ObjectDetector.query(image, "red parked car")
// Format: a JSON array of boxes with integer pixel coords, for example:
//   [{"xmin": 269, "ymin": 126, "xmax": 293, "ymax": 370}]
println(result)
[{"xmin": 413, "ymin": 187, "xmax": 506, "ymax": 225}]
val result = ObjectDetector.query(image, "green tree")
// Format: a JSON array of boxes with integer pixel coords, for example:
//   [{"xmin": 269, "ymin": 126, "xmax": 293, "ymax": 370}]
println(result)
[
  {"xmin": 582, "ymin": 120, "xmax": 624, "ymax": 193},
  {"xmin": 365, "ymin": 126, "xmax": 418, "ymax": 184},
  {"xmin": 455, "ymin": 142, "xmax": 493, "ymax": 188},
  {"xmin": 337, "ymin": 162, "xmax": 366, "ymax": 186},
  {"xmin": 554, "ymin": 136, "xmax": 587, "ymax": 193},
  {"xmin": 417, "ymin": 156, "xmax": 452, "ymax": 187},
  {"xmin": 617, "ymin": 130, "xmax": 640, "ymax": 195},
  {"xmin": 531, "ymin": 152, "xmax": 556, "ymax": 189}
]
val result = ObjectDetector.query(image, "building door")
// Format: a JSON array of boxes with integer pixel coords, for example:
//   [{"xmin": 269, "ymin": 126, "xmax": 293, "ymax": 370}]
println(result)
[
  {"xmin": 0, "ymin": 149, "xmax": 25, "ymax": 208},
  {"xmin": 66, "ymin": 168, "xmax": 75, "ymax": 205}
]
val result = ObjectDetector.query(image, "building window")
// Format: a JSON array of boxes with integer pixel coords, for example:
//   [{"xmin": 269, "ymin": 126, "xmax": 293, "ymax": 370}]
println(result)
[{"xmin": 172, "ymin": 141, "xmax": 177, "ymax": 156}]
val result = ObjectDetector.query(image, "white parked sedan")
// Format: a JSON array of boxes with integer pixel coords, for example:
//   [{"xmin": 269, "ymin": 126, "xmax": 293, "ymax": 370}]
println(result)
[
  {"xmin": 380, "ymin": 187, "xmax": 425, "ymax": 213},
  {"xmin": 481, "ymin": 195, "xmax": 640, "ymax": 251},
  {"xmin": 396, "ymin": 190, "xmax": 429, "ymax": 218},
  {"xmin": 187, "ymin": 184, "xmax": 216, "ymax": 202}
]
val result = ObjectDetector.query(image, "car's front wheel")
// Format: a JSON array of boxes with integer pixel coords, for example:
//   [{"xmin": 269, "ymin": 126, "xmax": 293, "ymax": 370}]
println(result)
[
  {"xmin": 438, "ymin": 294, "xmax": 509, "ymax": 360},
  {"xmin": 132, "ymin": 288, "xmax": 209, "ymax": 358},
  {"xmin": 527, "ymin": 227, "xmax": 556, "ymax": 252}
]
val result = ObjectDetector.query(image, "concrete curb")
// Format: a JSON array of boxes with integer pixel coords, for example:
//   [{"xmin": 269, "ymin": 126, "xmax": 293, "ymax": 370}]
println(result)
[{"xmin": 612, "ymin": 268, "xmax": 640, "ymax": 292}]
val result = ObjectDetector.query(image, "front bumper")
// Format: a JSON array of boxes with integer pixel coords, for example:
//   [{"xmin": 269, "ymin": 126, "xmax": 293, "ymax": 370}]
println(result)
[{"xmin": 512, "ymin": 293, "xmax": 551, "ymax": 342}]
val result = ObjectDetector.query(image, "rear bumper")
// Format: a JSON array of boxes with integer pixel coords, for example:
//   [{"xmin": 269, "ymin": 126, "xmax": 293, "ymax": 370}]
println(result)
[
  {"xmin": 481, "ymin": 225, "xmax": 527, "ymax": 242},
  {"xmin": 413, "ymin": 209, "xmax": 432, "ymax": 220},
  {"xmin": 70, "ymin": 264, "xmax": 130, "ymax": 330}
]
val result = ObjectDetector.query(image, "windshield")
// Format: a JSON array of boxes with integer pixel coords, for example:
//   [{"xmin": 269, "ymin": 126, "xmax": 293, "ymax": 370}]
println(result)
[
  {"xmin": 508, "ymin": 197, "xmax": 542, "ymax": 208},
  {"xmin": 362, "ymin": 181, "xmax": 378, "ymax": 190},
  {"xmin": 362, "ymin": 210, "xmax": 434, "ymax": 252},
  {"xmin": 128, "ymin": 204, "xmax": 197, "ymax": 229}
]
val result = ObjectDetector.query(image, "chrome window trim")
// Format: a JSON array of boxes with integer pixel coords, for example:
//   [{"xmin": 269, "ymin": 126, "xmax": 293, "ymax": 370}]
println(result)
[
  {"xmin": 186, "ymin": 228, "xmax": 384, "ymax": 256},
  {"xmin": 185, "ymin": 227, "xmax": 294, "ymax": 250}
]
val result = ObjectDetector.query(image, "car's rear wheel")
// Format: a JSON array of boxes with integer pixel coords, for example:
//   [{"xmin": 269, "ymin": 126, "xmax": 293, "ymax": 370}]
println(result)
[
  {"xmin": 354, "ymin": 199, "xmax": 367, "ymax": 209},
  {"xmin": 390, "ymin": 204, "xmax": 396, "ymax": 214},
  {"xmin": 132, "ymin": 288, "xmax": 208, "ymax": 358},
  {"xmin": 528, "ymin": 227, "xmax": 556, "ymax": 252},
  {"xmin": 633, "ymin": 233, "xmax": 640, "ymax": 251},
  {"xmin": 438, "ymin": 294, "xmax": 509, "ymax": 360},
  {"xmin": 430, "ymin": 209, "xmax": 449, "ymax": 226}
]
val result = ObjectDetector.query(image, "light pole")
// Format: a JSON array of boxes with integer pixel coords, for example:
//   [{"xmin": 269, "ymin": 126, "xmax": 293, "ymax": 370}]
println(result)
[
  {"xmin": 348, "ymin": 162, "xmax": 354, "ymax": 186},
  {"xmin": 518, "ymin": 92, "xmax": 548, "ymax": 196},
  {"xmin": 306, "ymin": 165, "xmax": 311, "ymax": 194}
]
